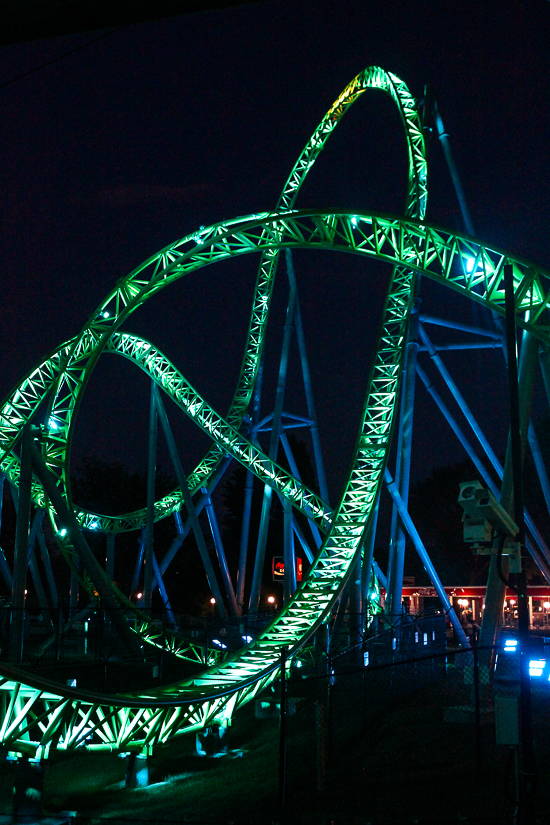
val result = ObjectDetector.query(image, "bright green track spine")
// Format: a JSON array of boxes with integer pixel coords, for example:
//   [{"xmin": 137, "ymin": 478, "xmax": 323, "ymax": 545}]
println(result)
[{"xmin": 3, "ymin": 68, "xmax": 544, "ymax": 757}]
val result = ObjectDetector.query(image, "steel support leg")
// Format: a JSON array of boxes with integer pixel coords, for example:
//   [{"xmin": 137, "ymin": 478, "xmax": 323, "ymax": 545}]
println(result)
[
  {"xmin": 384, "ymin": 468, "xmax": 469, "ymax": 647},
  {"xmin": 106, "ymin": 533, "xmax": 115, "ymax": 582},
  {"xmin": 0, "ymin": 474, "xmax": 13, "ymax": 591},
  {"xmin": 237, "ymin": 357, "xmax": 264, "ymax": 610},
  {"xmin": 154, "ymin": 458, "xmax": 231, "ymax": 585},
  {"xmin": 26, "ymin": 510, "xmax": 54, "ymax": 632},
  {"xmin": 37, "ymin": 526, "xmax": 58, "ymax": 608},
  {"xmin": 131, "ymin": 529, "xmax": 145, "ymax": 598},
  {"xmin": 203, "ymin": 490, "xmax": 239, "ymax": 616},
  {"xmin": 419, "ymin": 324, "xmax": 504, "ymax": 475},
  {"xmin": 144, "ymin": 380, "xmax": 158, "ymax": 613},
  {"xmin": 0, "ymin": 474, "xmax": 10, "ymax": 591},
  {"xmin": 249, "ymin": 269, "xmax": 297, "ymax": 612},
  {"xmin": 151, "ymin": 551, "xmax": 175, "ymax": 625},
  {"xmin": 361, "ymin": 495, "xmax": 380, "ymax": 626},
  {"xmin": 480, "ymin": 330, "xmax": 538, "ymax": 655},
  {"xmin": 10, "ymin": 424, "xmax": 33, "ymax": 662},
  {"xmin": 30, "ymin": 440, "xmax": 141, "ymax": 652},
  {"xmin": 154, "ymin": 384, "xmax": 226, "ymax": 618},
  {"xmin": 387, "ymin": 302, "xmax": 419, "ymax": 618},
  {"xmin": 283, "ymin": 496, "xmax": 296, "ymax": 605},
  {"xmin": 287, "ymin": 250, "xmax": 329, "ymax": 504},
  {"xmin": 280, "ymin": 432, "xmax": 322, "ymax": 551}
]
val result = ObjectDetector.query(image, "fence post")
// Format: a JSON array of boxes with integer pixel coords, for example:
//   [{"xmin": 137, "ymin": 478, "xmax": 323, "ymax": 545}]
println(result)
[
  {"xmin": 279, "ymin": 647, "xmax": 287, "ymax": 809},
  {"xmin": 327, "ymin": 656, "xmax": 333, "ymax": 772},
  {"xmin": 472, "ymin": 629, "xmax": 481, "ymax": 774},
  {"xmin": 315, "ymin": 700, "xmax": 325, "ymax": 793}
]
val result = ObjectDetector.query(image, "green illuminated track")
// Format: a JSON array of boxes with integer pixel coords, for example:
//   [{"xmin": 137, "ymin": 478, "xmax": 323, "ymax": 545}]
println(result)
[{"xmin": 1, "ymin": 68, "xmax": 547, "ymax": 758}]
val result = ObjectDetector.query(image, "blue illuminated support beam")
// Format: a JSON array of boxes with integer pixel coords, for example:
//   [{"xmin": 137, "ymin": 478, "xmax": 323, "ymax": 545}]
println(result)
[
  {"xmin": 279, "ymin": 432, "xmax": 322, "ymax": 552},
  {"xmin": 0, "ymin": 475, "xmax": 14, "ymax": 592},
  {"xmin": 10, "ymin": 491, "xmax": 55, "ymax": 630},
  {"xmin": 384, "ymin": 467, "xmax": 470, "ymax": 648},
  {"xmin": 283, "ymin": 496, "xmax": 296, "ymax": 605},
  {"xmin": 387, "ymin": 300, "xmax": 420, "ymax": 619},
  {"xmin": 538, "ymin": 344, "xmax": 550, "ymax": 407},
  {"xmin": 348, "ymin": 550, "xmax": 363, "ymax": 647},
  {"xmin": 151, "ymin": 551, "xmax": 176, "ymax": 626},
  {"xmin": 237, "ymin": 468, "xmax": 254, "ymax": 611},
  {"xmin": 432, "ymin": 100, "xmax": 475, "ymax": 237},
  {"xmin": 203, "ymin": 489, "xmax": 239, "ymax": 617},
  {"xmin": 69, "ymin": 555, "xmax": 80, "ymax": 619},
  {"xmin": 419, "ymin": 342, "xmax": 502, "ymax": 352},
  {"xmin": 361, "ymin": 493, "xmax": 379, "ymax": 609},
  {"xmin": 144, "ymin": 380, "xmax": 158, "ymax": 614},
  {"xmin": 37, "ymin": 526, "xmax": 58, "ymax": 608},
  {"xmin": 419, "ymin": 314, "xmax": 502, "ymax": 340},
  {"xmin": 153, "ymin": 457, "xmax": 232, "ymax": 590},
  {"xmin": 29, "ymin": 439, "xmax": 141, "ymax": 652},
  {"xmin": 236, "ymin": 360, "xmax": 263, "ymax": 612},
  {"xmin": 154, "ymin": 383, "xmax": 226, "ymax": 619},
  {"xmin": 416, "ymin": 362, "xmax": 550, "ymax": 582},
  {"xmin": 372, "ymin": 559, "xmax": 388, "ymax": 591},
  {"xmin": 290, "ymin": 518, "xmax": 314, "ymax": 564},
  {"xmin": 416, "ymin": 363, "xmax": 498, "ymax": 492},
  {"xmin": 249, "ymin": 273, "xmax": 297, "ymax": 613},
  {"xmin": 527, "ymin": 421, "xmax": 550, "ymax": 519},
  {"xmin": 286, "ymin": 249, "xmax": 330, "ymax": 505},
  {"xmin": 26, "ymin": 509, "xmax": 54, "ymax": 633},
  {"xmin": 419, "ymin": 324, "xmax": 504, "ymax": 477},
  {"xmin": 131, "ymin": 529, "xmax": 145, "ymax": 600}
]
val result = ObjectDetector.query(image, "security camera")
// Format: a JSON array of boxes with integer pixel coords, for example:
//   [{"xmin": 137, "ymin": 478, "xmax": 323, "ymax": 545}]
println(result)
[{"xmin": 458, "ymin": 481, "xmax": 518, "ymax": 538}]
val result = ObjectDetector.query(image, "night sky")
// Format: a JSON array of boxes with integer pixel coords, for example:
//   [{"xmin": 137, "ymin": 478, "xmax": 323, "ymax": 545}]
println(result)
[{"xmin": 1, "ymin": 0, "xmax": 549, "ymax": 506}]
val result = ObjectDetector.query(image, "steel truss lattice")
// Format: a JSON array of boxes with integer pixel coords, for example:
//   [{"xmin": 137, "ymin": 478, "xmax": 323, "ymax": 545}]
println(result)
[{"xmin": 0, "ymin": 65, "xmax": 547, "ymax": 759}]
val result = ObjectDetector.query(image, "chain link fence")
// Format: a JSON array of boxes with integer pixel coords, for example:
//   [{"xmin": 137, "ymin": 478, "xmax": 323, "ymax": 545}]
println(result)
[{"xmin": 263, "ymin": 617, "xmax": 550, "ymax": 824}]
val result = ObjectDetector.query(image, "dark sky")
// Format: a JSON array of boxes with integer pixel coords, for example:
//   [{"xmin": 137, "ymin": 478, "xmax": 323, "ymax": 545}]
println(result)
[{"xmin": 1, "ymin": 0, "xmax": 549, "ymax": 501}]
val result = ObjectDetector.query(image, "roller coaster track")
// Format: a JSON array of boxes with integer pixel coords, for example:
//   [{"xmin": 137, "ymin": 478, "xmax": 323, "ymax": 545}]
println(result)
[{"xmin": 0, "ymin": 67, "xmax": 548, "ymax": 758}]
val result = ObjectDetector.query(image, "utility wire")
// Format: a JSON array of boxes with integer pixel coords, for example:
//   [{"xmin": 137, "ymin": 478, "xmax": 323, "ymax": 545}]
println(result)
[{"xmin": 0, "ymin": 26, "xmax": 125, "ymax": 92}]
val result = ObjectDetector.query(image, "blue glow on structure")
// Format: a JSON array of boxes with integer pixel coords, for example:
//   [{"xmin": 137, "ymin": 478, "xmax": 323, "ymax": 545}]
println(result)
[
  {"xmin": 504, "ymin": 639, "xmax": 518, "ymax": 651},
  {"xmin": 58, "ymin": 528, "xmax": 67, "ymax": 538},
  {"xmin": 529, "ymin": 659, "xmax": 545, "ymax": 677},
  {"xmin": 242, "ymin": 635, "xmax": 253, "ymax": 643},
  {"xmin": 212, "ymin": 639, "xmax": 227, "ymax": 649},
  {"xmin": 48, "ymin": 417, "xmax": 59, "ymax": 430},
  {"xmin": 89, "ymin": 521, "xmax": 99, "ymax": 530},
  {"xmin": 351, "ymin": 215, "xmax": 358, "ymax": 227}
]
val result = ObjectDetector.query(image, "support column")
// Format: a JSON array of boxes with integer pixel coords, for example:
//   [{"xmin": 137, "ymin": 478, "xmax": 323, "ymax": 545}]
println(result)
[
  {"xmin": 384, "ymin": 468, "xmax": 469, "ymax": 647},
  {"xmin": 361, "ymin": 494, "xmax": 379, "ymax": 609},
  {"xmin": 30, "ymin": 440, "xmax": 141, "ymax": 652},
  {"xmin": 37, "ymin": 526, "xmax": 58, "ymax": 607},
  {"xmin": 283, "ymin": 496, "xmax": 296, "ymax": 605},
  {"xmin": 10, "ymin": 424, "xmax": 33, "ymax": 663},
  {"xmin": 144, "ymin": 380, "xmax": 158, "ymax": 614},
  {"xmin": 387, "ymin": 302, "xmax": 419, "ymax": 618},
  {"xmin": 249, "ymin": 266, "xmax": 297, "ymax": 612},
  {"xmin": 203, "ymin": 491, "xmax": 239, "ymax": 616},
  {"xmin": 479, "ymin": 328, "xmax": 538, "ymax": 655},
  {"xmin": 237, "ymin": 358, "xmax": 263, "ymax": 611},
  {"xmin": 287, "ymin": 250, "xmax": 329, "ymax": 504},
  {"xmin": 106, "ymin": 533, "xmax": 115, "ymax": 582},
  {"xmin": 154, "ymin": 384, "xmax": 226, "ymax": 618}
]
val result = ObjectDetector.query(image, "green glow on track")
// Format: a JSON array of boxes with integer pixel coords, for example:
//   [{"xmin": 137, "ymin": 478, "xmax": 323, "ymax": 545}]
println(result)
[{"xmin": 0, "ymin": 67, "xmax": 546, "ymax": 758}]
